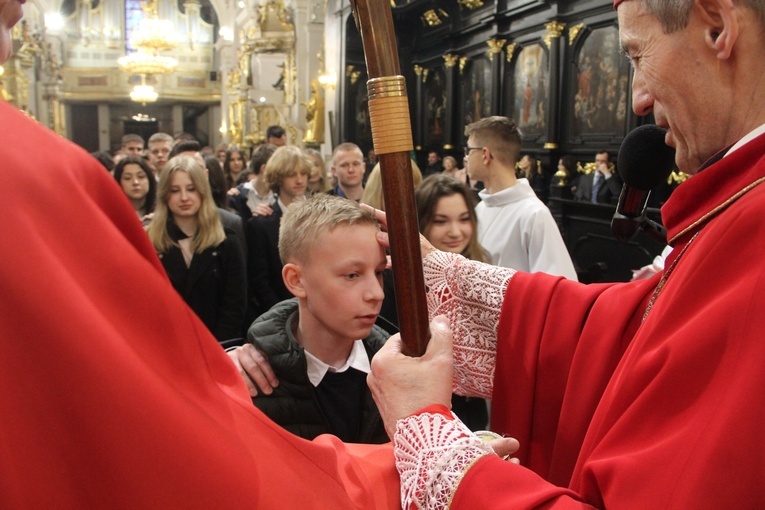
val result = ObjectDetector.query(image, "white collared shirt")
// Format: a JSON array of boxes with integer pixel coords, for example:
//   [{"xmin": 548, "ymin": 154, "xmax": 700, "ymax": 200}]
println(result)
[
  {"xmin": 304, "ymin": 340, "xmax": 370, "ymax": 387},
  {"xmin": 727, "ymin": 123, "xmax": 765, "ymax": 157}
]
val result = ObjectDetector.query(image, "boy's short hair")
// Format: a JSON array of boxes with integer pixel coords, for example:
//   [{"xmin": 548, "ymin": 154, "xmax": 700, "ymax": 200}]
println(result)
[
  {"xmin": 464, "ymin": 116, "xmax": 522, "ymax": 167},
  {"xmin": 121, "ymin": 134, "xmax": 144, "ymax": 147},
  {"xmin": 250, "ymin": 143, "xmax": 278, "ymax": 175},
  {"xmin": 266, "ymin": 125, "xmax": 285, "ymax": 139},
  {"xmin": 148, "ymin": 132, "xmax": 173, "ymax": 144},
  {"xmin": 265, "ymin": 146, "xmax": 311, "ymax": 193},
  {"xmin": 279, "ymin": 194, "xmax": 379, "ymax": 265}
]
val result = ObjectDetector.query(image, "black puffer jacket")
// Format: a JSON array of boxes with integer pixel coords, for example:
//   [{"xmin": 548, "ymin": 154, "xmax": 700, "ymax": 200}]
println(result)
[{"xmin": 248, "ymin": 299, "xmax": 389, "ymax": 444}]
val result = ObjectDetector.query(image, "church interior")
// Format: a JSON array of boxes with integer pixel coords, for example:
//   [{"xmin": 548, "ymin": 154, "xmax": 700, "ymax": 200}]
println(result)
[{"xmin": 6, "ymin": 0, "xmax": 683, "ymax": 281}]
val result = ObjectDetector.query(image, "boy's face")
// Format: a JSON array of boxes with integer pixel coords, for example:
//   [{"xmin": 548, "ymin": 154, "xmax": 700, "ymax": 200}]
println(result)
[
  {"xmin": 296, "ymin": 224, "xmax": 386, "ymax": 344},
  {"xmin": 279, "ymin": 165, "xmax": 308, "ymax": 200}
]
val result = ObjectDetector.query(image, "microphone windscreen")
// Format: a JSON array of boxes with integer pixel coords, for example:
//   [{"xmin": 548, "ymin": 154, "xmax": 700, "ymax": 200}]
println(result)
[{"xmin": 617, "ymin": 125, "xmax": 676, "ymax": 191}]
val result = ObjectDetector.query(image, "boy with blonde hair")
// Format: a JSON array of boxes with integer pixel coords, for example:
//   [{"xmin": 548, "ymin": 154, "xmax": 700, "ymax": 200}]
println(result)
[
  {"xmin": 244, "ymin": 194, "xmax": 389, "ymax": 443},
  {"xmin": 245, "ymin": 146, "xmax": 310, "ymax": 319}
]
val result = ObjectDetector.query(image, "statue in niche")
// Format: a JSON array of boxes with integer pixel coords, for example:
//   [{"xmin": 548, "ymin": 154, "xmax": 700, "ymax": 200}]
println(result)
[
  {"xmin": 272, "ymin": 63, "xmax": 285, "ymax": 91},
  {"xmin": 43, "ymin": 42, "xmax": 63, "ymax": 82},
  {"xmin": 302, "ymin": 79, "xmax": 324, "ymax": 144}
]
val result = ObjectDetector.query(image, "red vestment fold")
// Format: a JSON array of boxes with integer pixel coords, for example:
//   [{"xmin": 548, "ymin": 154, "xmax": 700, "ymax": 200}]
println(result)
[
  {"xmin": 0, "ymin": 101, "xmax": 399, "ymax": 509},
  {"xmin": 454, "ymin": 132, "xmax": 765, "ymax": 508}
]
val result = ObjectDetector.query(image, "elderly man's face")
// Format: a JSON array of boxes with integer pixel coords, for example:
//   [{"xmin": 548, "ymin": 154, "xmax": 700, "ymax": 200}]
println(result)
[{"xmin": 619, "ymin": 1, "xmax": 722, "ymax": 174}]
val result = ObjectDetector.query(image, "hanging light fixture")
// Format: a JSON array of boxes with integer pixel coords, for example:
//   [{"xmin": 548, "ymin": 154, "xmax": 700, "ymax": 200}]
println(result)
[
  {"xmin": 119, "ymin": 0, "xmax": 179, "ymax": 101},
  {"xmin": 129, "ymin": 75, "xmax": 159, "ymax": 104},
  {"xmin": 118, "ymin": 50, "xmax": 178, "ymax": 75}
]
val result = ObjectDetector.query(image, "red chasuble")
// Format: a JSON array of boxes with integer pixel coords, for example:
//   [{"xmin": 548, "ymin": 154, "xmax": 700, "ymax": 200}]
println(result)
[
  {"xmin": 454, "ymin": 132, "xmax": 765, "ymax": 508},
  {"xmin": 0, "ymin": 101, "xmax": 399, "ymax": 508}
]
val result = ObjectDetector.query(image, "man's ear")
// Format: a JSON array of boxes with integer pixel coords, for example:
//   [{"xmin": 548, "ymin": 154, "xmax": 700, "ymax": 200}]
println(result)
[
  {"xmin": 698, "ymin": 0, "xmax": 738, "ymax": 59},
  {"xmin": 282, "ymin": 263, "xmax": 306, "ymax": 298}
]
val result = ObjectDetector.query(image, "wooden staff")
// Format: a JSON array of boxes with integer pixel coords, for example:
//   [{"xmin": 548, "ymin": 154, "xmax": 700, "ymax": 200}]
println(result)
[{"xmin": 349, "ymin": 0, "xmax": 430, "ymax": 357}]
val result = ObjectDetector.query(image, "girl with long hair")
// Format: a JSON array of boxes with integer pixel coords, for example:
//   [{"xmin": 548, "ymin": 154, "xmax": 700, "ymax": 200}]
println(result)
[
  {"xmin": 415, "ymin": 173, "xmax": 490, "ymax": 430},
  {"xmin": 416, "ymin": 173, "xmax": 489, "ymax": 263},
  {"xmin": 223, "ymin": 146, "xmax": 248, "ymax": 190},
  {"xmin": 147, "ymin": 155, "xmax": 246, "ymax": 342},
  {"xmin": 114, "ymin": 156, "xmax": 156, "ymax": 225}
]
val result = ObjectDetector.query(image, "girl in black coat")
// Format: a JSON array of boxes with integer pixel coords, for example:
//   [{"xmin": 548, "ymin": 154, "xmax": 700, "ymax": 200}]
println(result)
[{"xmin": 147, "ymin": 155, "xmax": 246, "ymax": 342}]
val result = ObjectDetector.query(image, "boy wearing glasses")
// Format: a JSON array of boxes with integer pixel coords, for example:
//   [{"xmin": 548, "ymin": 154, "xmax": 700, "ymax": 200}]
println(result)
[{"xmin": 464, "ymin": 116, "xmax": 577, "ymax": 280}]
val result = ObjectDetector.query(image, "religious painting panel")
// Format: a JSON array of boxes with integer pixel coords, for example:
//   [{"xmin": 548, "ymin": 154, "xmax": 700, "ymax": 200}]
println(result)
[
  {"xmin": 460, "ymin": 55, "xmax": 492, "ymax": 129},
  {"xmin": 570, "ymin": 25, "xmax": 631, "ymax": 138},
  {"xmin": 508, "ymin": 43, "xmax": 549, "ymax": 141},
  {"xmin": 423, "ymin": 66, "xmax": 447, "ymax": 149}
]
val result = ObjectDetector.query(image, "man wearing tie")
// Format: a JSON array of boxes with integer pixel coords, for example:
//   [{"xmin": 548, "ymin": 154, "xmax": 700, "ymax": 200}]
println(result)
[{"xmin": 575, "ymin": 151, "xmax": 622, "ymax": 204}]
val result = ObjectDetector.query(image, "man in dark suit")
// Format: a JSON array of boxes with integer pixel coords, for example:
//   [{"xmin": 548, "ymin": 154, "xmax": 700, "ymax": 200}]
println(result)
[{"xmin": 574, "ymin": 151, "xmax": 622, "ymax": 204}]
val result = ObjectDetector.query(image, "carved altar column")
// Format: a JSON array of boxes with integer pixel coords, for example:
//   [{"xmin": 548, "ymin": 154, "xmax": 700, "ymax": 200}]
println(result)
[
  {"xmin": 413, "ymin": 64, "xmax": 424, "ymax": 150},
  {"xmin": 442, "ymin": 53, "xmax": 459, "ymax": 150},
  {"xmin": 543, "ymin": 20, "xmax": 565, "ymax": 150},
  {"xmin": 486, "ymin": 38, "xmax": 505, "ymax": 114}
]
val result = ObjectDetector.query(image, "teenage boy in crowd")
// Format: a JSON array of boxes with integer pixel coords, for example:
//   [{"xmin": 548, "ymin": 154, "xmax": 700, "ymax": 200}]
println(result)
[{"xmin": 242, "ymin": 194, "xmax": 389, "ymax": 444}]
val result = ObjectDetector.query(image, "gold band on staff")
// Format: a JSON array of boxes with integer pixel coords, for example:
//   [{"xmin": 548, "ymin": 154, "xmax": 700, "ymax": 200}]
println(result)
[{"xmin": 368, "ymin": 75, "xmax": 414, "ymax": 155}]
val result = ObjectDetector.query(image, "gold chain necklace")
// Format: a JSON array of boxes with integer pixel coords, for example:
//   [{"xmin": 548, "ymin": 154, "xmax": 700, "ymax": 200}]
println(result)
[{"xmin": 642, "ymin": 230, "xmax": 701, "ymax": 322}]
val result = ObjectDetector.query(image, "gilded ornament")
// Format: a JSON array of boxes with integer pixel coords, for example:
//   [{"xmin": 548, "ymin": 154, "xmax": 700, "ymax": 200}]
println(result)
[
  {"xmin": 505, "ymin": 42, "xmax": 517, "ymax": 62},
  {"xmin": 421, "ymin": 10, "xmax": 442, "ymax": 27},
  {"xmin": 443, "ymin": 54, "xmax": 459, "ymax": 68},
  {"xmin": 458, "ymin": 0, "xmax": 484, "ymax": 10},
  {"xmin": 568, "ymin": 23, "xmax": 584, "ymax": 46},
  {"xmin": 543, "ymin": 20, "xmax": 566, "ymax": 48},
  {"xmin": 486, "ymin": 38, "xmax": 506, "ymax": 60}
]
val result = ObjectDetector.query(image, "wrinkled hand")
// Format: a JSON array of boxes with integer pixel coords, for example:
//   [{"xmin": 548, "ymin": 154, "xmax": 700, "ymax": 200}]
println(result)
[
  {"xmin": 226, "ymin": 344, "xmax": 280, "ymax": 397},
  {"xmin": 359, "ymin": 204, "xmax": 436, "ymax": 259},
  {"xmin": 368, "ymin": 316, "xmax": 454, "ymax": 437},
  {"xmin": 253, "ymin": 203, "xmax": 274, "ymax": 217}
]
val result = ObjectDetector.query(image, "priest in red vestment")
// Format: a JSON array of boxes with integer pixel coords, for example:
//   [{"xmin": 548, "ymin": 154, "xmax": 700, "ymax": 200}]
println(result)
[
  {"xmin": 367, "ymin": 0, "xmax": 765, "ymax": 508},
  {"xmin": 0, "ymin": 3, "xmax": 400, "ymax": 507}
]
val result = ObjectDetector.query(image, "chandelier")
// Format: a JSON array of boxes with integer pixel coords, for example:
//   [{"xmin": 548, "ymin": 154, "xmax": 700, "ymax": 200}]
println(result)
[
  {"xmin": 118, "ymin": 50, "xmax": 178, "ymax": 75},
  {"xmin": 129, "ymin": 75, "xmax": 159, "ymax": 104},
  {"xmin": 119, "ymin": 1, "xmax": 179, "ymax": 102},
  {"xmin": 132, "ymin": 18, "xmax": 178, "ymax": 53}
]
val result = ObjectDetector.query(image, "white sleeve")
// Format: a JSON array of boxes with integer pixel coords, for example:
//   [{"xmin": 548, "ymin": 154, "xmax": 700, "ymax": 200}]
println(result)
[
  {"xmin": 395, "ymin": 409, "xmax": 494, "ymax": 510},
  {"xmin": 423, "ymin": 251, "xmax": 515, "ymax": 399}
]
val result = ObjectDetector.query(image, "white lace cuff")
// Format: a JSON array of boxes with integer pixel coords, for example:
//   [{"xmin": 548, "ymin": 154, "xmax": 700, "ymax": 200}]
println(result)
[
  {"xmin": 423, "ymin": 251, "xmax": 515, "ymax": 399},
  {"xmin": 395, "ymin": 409, "xmax": 494, "ymax": 509}
]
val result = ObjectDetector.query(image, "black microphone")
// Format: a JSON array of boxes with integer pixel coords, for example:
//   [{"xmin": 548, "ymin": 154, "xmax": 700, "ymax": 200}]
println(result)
[{"xmin": 611, "ymin": 125, "xmax": 676, "ymax": 243}]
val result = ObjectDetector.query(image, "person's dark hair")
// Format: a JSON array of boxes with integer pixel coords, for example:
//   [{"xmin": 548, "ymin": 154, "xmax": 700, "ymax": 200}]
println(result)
[
  {"xmin": 223, "ymin": 146, "xmax": 248, "ymax": 188},
  {"xmin": 173, "ymin": 132, "xmax": 196, "ymax": 143},
  {"xmin": 205, "ymin": 155, "xmax": 229, "ymax": 209},
  {"xmin": 560, "ymin": 155, "xmax": 577, "ymax": 176},
  {"xmin": 91, "ymin": 151, "xmax": 115, "ymax": 172},
  {"xmin": 114, "ymin": 156, "xmax": 157, "ymax": 214},
  {"xmin": 169, "ymin": 140, "xmax": 202, "ymax": 159},
  {"xmin": 249, "ymin": 143, "xmax": 277, "ymax": 176},
  {"xmin": 266, "ymin": 125, "xmax": 285, "ymax": 140},
  {"xmin": 415, "ymin": 174, "xmax": 489, "ymax": 263}
]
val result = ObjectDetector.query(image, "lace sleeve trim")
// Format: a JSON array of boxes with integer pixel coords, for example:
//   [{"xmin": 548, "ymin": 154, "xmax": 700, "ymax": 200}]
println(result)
[
  {"xmin": 395, "ymin": 410, "xmax": 494, "ymax": 510},
  {"xmin": 423, "ymin": 251, "xmax": 515, "ymax": 399}
]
